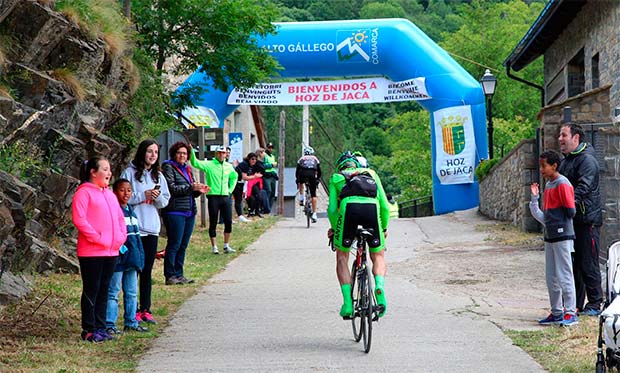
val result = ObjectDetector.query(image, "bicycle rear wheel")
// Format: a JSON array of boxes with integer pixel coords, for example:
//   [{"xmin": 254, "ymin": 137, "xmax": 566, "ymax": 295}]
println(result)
[
  {"xmin": 351, "ymin": 262, "xmax": 362, "ymax": 342},
  {"xmin": 362, "ymin": 265, "xmax": 373, "ymax": 353}
]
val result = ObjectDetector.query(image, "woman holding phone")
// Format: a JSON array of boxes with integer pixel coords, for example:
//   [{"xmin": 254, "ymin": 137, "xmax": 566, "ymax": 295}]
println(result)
[{"xmin": 121, "ymin": 139, "xmax": 170, "ymax": 324}]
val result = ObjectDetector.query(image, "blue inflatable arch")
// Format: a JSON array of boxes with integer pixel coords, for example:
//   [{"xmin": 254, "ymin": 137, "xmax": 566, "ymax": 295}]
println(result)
[{"xmin": 178, "ymin": 19, "xmax": 488, "ymax": 214}]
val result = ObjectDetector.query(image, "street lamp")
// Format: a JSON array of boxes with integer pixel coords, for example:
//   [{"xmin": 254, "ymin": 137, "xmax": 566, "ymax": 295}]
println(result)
[{"xmin": 480, "ymin": 69, "xmax": 497, "ymax": 159}]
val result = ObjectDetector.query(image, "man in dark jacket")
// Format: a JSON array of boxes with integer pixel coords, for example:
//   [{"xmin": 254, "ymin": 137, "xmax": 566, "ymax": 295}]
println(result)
[{"xmin": 558, "ymin": 122, "xmax": 603, "ymax": 315}]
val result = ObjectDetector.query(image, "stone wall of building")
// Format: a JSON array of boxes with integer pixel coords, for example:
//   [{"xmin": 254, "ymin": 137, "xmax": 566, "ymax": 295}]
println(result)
[
  {"xmin": 600, "ymin": 126, "xmax": 620, "ymax": 252},
  {"xmin": 544, "ymin": 2, "xmax": 620, "ymax": 103},
  {"xmin": 479, "ymin": 139, "xmax": 539, "ymax": 232}
]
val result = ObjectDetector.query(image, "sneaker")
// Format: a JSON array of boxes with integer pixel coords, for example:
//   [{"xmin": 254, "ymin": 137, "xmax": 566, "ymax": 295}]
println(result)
[
  {"xmin": 106, "ymin": 327, "xmax": 123, "ymax": 336},
  {"xmin": 178, "ymin": 276, "xmax": 195, "ymax": 284},
  {"xmin": 538, "ymin": 313, "xmax": 563, "ymax": 325},
  {"xmin": 81, "ymin": 330, "xmax": 105, "ymax": 343},
  {"xmin": 124, "ymin": 325, "xmax": 149, "ymax": 332},
  {"xmin": 581, "ymin": 308, "xmax": 601, "ymax": 316},
  {"xmin": 560, "ymin": 313, "xmax": 579, "ymax": 326},
  {"xmin": 141, "ymin": 311, "xmax": 157, "ymax": 324},
  {"xmin": 238, "ymin": 215, "xmax": 250, "ymax": 223},
  {"xmin": 95, "ymin": 329, "xmax": 114, "ymax": 341},
  {"xmin": 223, "ymin": 246, "xmax": 236, "ymax": 254},
  {"xmin": 135, "ymin": 311, "xmax": 144, "ymax": 323},
  {"xmin": 212, "ymin": 246, "xmax": 219, "ymax": 255},
  {"xmin": 165, "ymin": 276, "xmax": 182, "ymax": 285},
  {"xmin": 311, "ymin": 212, "xmax": 317, "ymax": 223}
]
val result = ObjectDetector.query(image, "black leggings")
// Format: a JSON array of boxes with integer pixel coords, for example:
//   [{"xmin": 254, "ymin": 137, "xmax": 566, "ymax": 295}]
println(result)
[
  {"xmin": 208, "ymin": 195, "xmax": 232, "ymax": 237},
  {"xmin": 79, "ymin": 256, "xmax": 117, "ymax": 332},
  {"xmin": 232, "ymin": 183, "xmax": 244, "ymax": 217},
  {"xmin": 139, "ymin": 235, "xmax": 158, "ymax": 313}
]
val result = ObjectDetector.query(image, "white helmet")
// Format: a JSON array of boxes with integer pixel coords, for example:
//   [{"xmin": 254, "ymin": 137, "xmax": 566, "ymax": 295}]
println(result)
[
  {"xmin": 356, "ymin": 156, "xmax": 368, "ymax": 168},
  {"xmin": 303, "ymin": 146, "xmax": 315, "ymax": 156}
]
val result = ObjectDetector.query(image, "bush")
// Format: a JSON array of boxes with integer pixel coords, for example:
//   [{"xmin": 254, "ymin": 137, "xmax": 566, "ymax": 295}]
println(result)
[{"xmin": 475, "ymin": 158, "xmax": 500, "ymax": 181}]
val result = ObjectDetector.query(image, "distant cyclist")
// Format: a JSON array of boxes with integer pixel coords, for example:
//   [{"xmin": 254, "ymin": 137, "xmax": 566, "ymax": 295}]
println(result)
[
  {"xmin": 327, "ymin": 151, "xmax": 390, "ymax": 318},
  {"xmin": 296, "ymin": 146, "xmax": 322, "ymax": 223},
  {"xmin": 353, "ymin": 150, "xmax": 369, "ymax": 168}
]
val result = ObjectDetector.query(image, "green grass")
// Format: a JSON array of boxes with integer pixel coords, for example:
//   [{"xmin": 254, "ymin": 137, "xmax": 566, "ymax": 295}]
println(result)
[{"xmin": 0, "ymin": 216, "xmax": 277, "ymax": 371}]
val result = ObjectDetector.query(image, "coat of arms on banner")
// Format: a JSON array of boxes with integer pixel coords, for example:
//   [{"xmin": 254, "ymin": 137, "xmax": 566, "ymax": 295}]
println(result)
[
  {"xmin": 433, "ymin": 106, "xmax": 476, "ymax": 185},
  {"xmin": 440, "ymin": 115, "xmax": 466, "ymax": 155}
]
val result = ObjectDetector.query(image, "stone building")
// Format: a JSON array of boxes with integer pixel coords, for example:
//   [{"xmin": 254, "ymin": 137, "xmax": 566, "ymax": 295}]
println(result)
[{"xmin": 503, "ymin": 0, "xmax": 620, "ymax": 253}]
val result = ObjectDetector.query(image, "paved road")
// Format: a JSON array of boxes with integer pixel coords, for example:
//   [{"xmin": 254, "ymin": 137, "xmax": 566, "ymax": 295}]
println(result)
[{"xmin": 139, "ymin": 211, "xmax": 543, "ymax": 372}]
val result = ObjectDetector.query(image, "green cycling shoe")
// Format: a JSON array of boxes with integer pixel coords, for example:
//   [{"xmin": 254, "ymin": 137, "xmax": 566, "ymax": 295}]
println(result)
[
  {"xmin": 375, "ymin": 275, "xmax": 387, "ymax": 317},
  {"xmin": 340, "ymin": 284, "xmax": 354, "ymax": 318}
]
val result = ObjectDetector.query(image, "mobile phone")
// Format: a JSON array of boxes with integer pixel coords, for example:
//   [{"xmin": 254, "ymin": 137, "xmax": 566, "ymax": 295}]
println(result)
[{"xmin": 154, "ymin": 184, "xmax": 160, "ymax": 190}]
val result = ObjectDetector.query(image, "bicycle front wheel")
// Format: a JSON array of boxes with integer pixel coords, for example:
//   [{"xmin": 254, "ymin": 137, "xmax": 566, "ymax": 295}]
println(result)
[
  {"xmin": 351, "ymin": 263, "xmax": 362, "ymax": 342},
  {"xmin": 362, "ymin": 265, "xmax": 373, "ymax": 353}
]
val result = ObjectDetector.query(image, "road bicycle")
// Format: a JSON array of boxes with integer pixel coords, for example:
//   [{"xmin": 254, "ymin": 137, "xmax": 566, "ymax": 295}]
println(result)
[{"xmin": 343, "ymin": 226, "xmax": 383, "ymax": 353}]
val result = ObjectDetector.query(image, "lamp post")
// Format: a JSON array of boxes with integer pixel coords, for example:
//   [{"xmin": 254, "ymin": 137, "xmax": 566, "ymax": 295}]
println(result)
[{"xmin": 480, "ymin": 69, "xmax": 497, "ymax": 159}]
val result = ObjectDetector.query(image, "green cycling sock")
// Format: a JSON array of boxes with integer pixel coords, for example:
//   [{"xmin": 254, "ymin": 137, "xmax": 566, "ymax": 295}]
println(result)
[{"xmin": 340, "ymin": 284, "xmax": 353, "ymax": 317}]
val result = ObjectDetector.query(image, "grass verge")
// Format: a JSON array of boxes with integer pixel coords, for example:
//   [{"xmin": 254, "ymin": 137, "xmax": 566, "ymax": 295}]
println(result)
[
  {"xmin": 479, "ymin": 220, "xmax": 600, "ymax": 372},
  {"xmin": 0, "ymin": 216, "xmax": 277, "ymax": 371}
]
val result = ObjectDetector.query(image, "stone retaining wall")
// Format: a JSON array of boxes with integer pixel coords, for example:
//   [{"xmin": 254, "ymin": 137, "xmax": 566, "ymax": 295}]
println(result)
[{"xmin": 479, "ymin": 139, "xmax": 539, "ymax": 232}]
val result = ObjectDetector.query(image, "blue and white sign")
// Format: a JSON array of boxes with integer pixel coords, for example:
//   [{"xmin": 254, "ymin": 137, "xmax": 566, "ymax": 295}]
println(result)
[{"xmin": 229, "ymin": 132, "xmax": 243, "ymax": 164}]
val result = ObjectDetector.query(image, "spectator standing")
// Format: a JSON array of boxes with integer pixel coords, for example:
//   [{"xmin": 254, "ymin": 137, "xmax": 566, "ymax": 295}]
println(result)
[
  {"xmin": 529, "ymin": 150, "xmax": 578, "ymax": 326},
  {"xmin": 161, "ymin": 142, "xmax": 209, "ymax": 285},
  {"xmin": 72, "ymin": 157, "xmax": 127, "ymax": 342},
  {"xmin": 387, "ymin": 194, "xmax": 399, "ymax": 219},
  {"xmin": 558, "ymin": 122, "xmax": 604, "ymax": 316},
  {"xmin": 106, "ymin": 178, "xmax": 148, "ymax": 334},
  {"xmin": 121, "ymin": 139, "xmax": 170, "ymax": 324},
  {"xmin": 189, "ymin": 145, "xmax": 238, "ymax": 254},
  {"xmin": 232, "ymin": 158, "xmax": 249, "ymax": 223},
  {"xmin": 255, "ymin": 148, "xmax": 270, "ymax": 214},
  {"xmin": 263, "ymin": 142, "xmax": 279, "ymax": 213}
]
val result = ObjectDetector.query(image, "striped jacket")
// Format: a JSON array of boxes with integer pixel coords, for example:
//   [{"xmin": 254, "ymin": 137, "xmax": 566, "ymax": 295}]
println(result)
[{"xmin": 529, "ymin": 174, "xmax": 576, "ymax": 242}]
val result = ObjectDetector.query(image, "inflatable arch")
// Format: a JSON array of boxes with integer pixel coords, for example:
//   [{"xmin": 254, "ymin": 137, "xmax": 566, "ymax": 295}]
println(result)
[{"xmin": 177, "ymin": 19, "xmax": 488, "ymax": 214}]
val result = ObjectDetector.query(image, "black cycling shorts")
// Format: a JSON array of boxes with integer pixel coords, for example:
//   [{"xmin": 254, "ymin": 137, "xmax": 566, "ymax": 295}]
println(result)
[
  {"xmin": 297, "ymin": 168, "xmax": 318, "ymax": 198},
  {"xmin": 341, "ymin": 203, "xmax": 381, "ymax": 249}
]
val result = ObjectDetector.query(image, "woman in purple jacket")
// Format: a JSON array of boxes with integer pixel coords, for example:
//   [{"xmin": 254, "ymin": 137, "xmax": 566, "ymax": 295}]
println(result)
[{"xmin": 72, "ymin": 156, "xmax": 127, "ymax": 343}]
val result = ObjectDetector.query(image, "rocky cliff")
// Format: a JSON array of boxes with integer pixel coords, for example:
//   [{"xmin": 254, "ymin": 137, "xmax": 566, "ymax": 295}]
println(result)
[{"xmin": 0, "ymin": 0, "xmax": 133, "ymax": 305}]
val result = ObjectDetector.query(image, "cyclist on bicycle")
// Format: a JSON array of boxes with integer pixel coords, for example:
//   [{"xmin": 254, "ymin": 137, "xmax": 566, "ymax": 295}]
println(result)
[
  {"xmin": 296, "ymin": 146, "xmax": 321, "ymax": 223},
  {"xmin": 327, "ymin": 151, "xmax": 390, "ymax": 318}
]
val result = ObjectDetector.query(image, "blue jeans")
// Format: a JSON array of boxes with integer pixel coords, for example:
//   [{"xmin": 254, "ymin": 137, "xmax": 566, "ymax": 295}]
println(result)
[
  {"xmin": 162, "ymin": 214, "xmax": 196, "ymax": 279},
  {"xmin": 106, "ymin": 269, "xmax": 138, "ymax": 328}
]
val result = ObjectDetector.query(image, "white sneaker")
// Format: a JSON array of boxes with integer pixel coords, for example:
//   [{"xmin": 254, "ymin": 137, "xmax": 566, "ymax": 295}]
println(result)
[
  {"xmin": 212, "ymin": 246, "xmax": 219, "ymax": 255},
  {"xmin": 223, "ymin": 246, "xmax": 236, "ymax": 254},
  {"xmin": 238, "ymin": 215, "xmax": 250, "ymax": 223},
  {"xmin": 311, "ymin": 212, "xmax": 318, "ymax": 223}
]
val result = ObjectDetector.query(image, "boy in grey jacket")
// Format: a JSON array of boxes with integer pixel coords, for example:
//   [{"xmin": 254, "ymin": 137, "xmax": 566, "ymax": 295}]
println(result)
[{"xmin": 530, "ymin": 150, "xmax": 578, "ymax": 326}]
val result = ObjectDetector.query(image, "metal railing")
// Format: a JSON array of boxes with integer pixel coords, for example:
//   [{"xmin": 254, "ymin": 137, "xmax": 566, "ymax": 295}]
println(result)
[{"xmin": 398, "ymin": 195, "xmax": 434, "ymax": 218}]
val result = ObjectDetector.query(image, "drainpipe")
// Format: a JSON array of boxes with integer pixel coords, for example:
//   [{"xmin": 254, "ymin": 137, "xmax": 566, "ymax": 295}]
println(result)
[{"xmin": 505, "ymin": 62, "xmax": 545, "ymax": 107}]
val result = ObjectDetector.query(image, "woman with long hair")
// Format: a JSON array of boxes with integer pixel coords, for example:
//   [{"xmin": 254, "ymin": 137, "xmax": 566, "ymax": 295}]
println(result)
[{"xmin": 120, "ymin": 139, "xmax": 170, "ymax": 324}]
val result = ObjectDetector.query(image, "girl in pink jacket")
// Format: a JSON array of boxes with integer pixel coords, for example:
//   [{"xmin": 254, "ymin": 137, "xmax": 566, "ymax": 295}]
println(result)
[{"xmin": 72, "ymin": 156, "xmax": 127, "ymax": 343}]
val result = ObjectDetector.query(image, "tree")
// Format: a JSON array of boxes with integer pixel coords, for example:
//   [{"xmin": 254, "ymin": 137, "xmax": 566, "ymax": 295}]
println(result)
[{"xmin": 132, "ymin": 0, "xmax": 281, "ymax": 93}]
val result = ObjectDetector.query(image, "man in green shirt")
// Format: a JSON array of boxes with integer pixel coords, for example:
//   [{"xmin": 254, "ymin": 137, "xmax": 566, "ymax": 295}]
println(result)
[
  {"xmin": 189, "ymin": 145, "xmax": 238, "ymax": 254},
  {"xmin": 263, "ymin": 142, "xmax": 278, "ymax": 213},
  {"xmin": 327, "ymin": 151, "xmax": 390, "ymax": 318}
]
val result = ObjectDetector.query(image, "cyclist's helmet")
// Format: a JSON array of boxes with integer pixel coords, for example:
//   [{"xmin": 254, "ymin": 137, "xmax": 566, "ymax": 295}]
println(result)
[
  {"xmin": 335, "ymin": 151, "xmax": 360, "ymax": 170},
  {"xmin": 352, "ymin": 150, "xmax": 368, "ymax": 168},
  {"xmin": 303, "ymin": 146, "xmax": 315, "ymax": 156}
]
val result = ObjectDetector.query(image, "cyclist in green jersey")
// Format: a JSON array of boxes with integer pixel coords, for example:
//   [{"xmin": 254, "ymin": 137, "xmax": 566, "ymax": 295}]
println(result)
[{"xmin": 327, "ymin": 151, "xmax": 390, "ymax": 318}]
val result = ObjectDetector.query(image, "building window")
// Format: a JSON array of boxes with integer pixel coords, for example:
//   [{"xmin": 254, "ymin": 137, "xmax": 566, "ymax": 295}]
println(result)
[
  {"xmin": 592, "ymin": 53, "xmax": 600, "ymax": 89},
  {"xmin": 567, "ymin": 48, "xmax": 585, "ymax": 97}
]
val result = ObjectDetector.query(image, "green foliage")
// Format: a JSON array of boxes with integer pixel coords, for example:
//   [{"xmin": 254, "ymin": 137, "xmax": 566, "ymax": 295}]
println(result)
[
  {"xmin": 108, "ymin": 49, "xmax": 178, "ymax": 144},
  {"xmin": 132, "ymin": 0, "xmax": 281, "ymax": 95},
  {"xmin": 493, "ymin": 116, "xmax": 537, "ymax": 158},
  {"xmin": 439, "ymin": 0, "xmax": 544, "ymax": 122},
  {"xmin": 54, "ymin": 0, "xmax": 130, "ymax": 43},
  {"xmin": 0, "ymin": 140, "xmax": 45, "ymax": 182},
  {"xmin": 475, "ymin": 157, "xmax": 500, "ymax": 181},
  {"xmin": 360, "ymin": 127, "xmax": 391, "ymax": 156}
]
